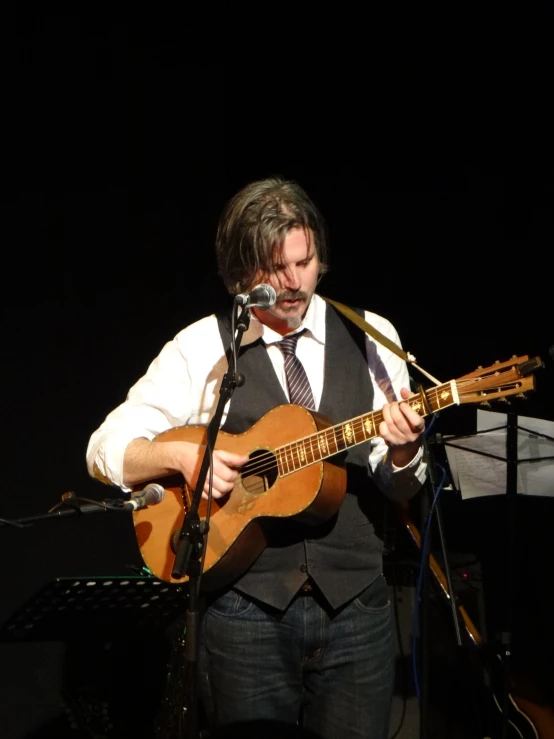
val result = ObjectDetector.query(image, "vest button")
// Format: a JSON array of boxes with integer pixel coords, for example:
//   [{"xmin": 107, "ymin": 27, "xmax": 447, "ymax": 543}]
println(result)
[{"xmin": 300, "ymin": 563, "xmax": 308, "ymax": 573}]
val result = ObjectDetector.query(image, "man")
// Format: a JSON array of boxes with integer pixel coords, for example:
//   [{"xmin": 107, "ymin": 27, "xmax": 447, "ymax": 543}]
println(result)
[{"xmin": 87, "ymin": 176, "xmax": 427, "ymax": 738}]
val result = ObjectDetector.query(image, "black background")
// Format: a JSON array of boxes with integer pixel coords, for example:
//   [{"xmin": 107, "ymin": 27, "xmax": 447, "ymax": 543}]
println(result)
[{"xmin": 1, "ymin": 7, "xmax": 553, "ymax": 738}]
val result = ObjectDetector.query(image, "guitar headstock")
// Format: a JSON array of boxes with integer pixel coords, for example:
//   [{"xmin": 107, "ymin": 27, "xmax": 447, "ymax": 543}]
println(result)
[{"xmin": 455, "ymin": 355, "xmax": 544, "ymax": 405}]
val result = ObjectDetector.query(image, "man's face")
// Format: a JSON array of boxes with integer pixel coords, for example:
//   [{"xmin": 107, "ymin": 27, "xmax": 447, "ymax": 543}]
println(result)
[{"xmin": 252, "ymin": 227, "xmax": 320, "ymax": 334}]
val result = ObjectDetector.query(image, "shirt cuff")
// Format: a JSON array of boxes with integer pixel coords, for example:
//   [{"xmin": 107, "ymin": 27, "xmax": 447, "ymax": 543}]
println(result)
[{"xmin": 389, "ymin": 443, "xmax": 424, "ymax": 472}]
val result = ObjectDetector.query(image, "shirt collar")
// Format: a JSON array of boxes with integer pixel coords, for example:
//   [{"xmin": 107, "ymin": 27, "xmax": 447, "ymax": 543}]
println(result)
[{"xmin": 243, "ymin": 293, "xmax": 327, "ymax": 347}]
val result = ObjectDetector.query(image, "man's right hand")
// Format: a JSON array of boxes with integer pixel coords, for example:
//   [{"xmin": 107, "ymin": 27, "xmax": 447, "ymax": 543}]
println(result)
[
  {"xmin": 123, "ymin": 437, "xmax": 249, "ymax": 499},
  {"xmin": 178, "ymin": 442, "xmax": 249, "ymax": 499}
]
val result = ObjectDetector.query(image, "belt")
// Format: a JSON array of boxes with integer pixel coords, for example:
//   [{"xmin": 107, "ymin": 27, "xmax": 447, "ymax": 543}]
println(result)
[{"xmin": 299, "ymin": 579, "xmax": 314, "ymax": 595}]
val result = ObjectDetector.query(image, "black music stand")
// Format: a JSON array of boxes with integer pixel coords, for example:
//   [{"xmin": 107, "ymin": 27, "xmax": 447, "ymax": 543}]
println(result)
[
  {"xmin": 442, "ymin": 409, "xmax": 554, "ymax": 503},
  {"xmin": 0, "ymin": 574, "xmax": 189, "ymax": 738},
  {"xmin": 0, "ymin": 574, "xmax": 188, "ymax": 643},
  {"xmin": 442, "ymin": 409, "xmax": 554, "ymax": 739}
]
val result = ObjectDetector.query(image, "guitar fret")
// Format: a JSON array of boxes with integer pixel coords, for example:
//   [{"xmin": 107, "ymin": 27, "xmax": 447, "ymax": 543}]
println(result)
[
  {"xmin": 289, "ymin": 444, "xmax": 298, "ymax": 471},
  {"xmin": 329, "ymin": 426, "xmax": 339, "ymax": 454},
  {"xmin": 278, "ymin": 436, "xmax": 321, "ymax": 476},
  {"xmin": 344, "ymin": 421, "xmax": 356, "ymax": 446},
  {"xmin": 305, "ymin": 436, "xmax": 315, "ymax": 465},
  {"xmin": 279, "ymin": 445, "xmax": 294, "ymax": 474},
  {"xmin": 296, "ymin": 440, "xmax": 308, "ymax": 466},
  {"xmin": 276, "ymin": 447, "xmax": 286, "ymax": 475},
  {"xmin": 312, "ymin": 434, "xmax": 323, "ymax": 462},
  {"xmin": 353, "ymin": 421, "xmax": 366, "ymax": 444},
  {"xmin": 363, "ymin": 414, "xmax": 376, "ymax": 438},
  {"xmin": 296, "ymin": 439, "xmax": 312, "ymax": 468},
  {"xmin": 304, "ymin": 436, "xmax": 315, "ymax": 465},
  {"xmin": 291, "ymin": 443, "xmax": 302, "ymax": 470},
  {"xmin": 317, "ymin": 433, "xmax": 329, "ymax": 457},
  {"xmin": 436, "ymin": 381, "xmax": 458, "ymax": 409},
  {"xmin": 286, "ymin": 446, "xmax": 295, "ymax": 471},
  {"xmin": 278, "ymin": 379, "xmax": 492, "ymax": 478},
  {"xmin": 333, "ymin": 427, "xmax": 347, "ymax": 452},
  {"xmin": 408, "ymin": 381, "xmax": 456, "ymax": 416}
]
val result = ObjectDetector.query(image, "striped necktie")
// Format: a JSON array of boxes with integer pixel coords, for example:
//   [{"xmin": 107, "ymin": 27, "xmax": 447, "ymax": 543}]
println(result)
[{"xmin": 278, "ymin": 330, "xmax": 315, "ymax": 410}]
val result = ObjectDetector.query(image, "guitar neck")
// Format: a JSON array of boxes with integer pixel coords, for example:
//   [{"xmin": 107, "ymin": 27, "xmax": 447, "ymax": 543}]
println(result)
[{"xmin": 276, "ymin": 380, "xmax": 459, "ymax": 475}]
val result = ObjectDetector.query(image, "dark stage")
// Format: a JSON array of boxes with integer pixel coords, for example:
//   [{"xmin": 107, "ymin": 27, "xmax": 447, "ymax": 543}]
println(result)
[{"xmin": 2, "ymin": 8, "xmax": 553, "ymax": 738}]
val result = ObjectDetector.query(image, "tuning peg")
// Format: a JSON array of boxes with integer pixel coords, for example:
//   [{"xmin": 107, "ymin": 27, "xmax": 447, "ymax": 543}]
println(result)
[{"xmin": 479, "ymin": 401, "xmax": 491, "ymax": 407}]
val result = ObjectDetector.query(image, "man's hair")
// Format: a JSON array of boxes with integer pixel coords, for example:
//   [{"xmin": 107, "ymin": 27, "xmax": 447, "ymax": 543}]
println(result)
[{"xmin": 215, "ymin": 176, "xmax": 329, "ymax": 295}]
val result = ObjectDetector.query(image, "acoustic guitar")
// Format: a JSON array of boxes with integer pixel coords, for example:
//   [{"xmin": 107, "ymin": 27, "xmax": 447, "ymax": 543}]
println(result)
[{"xmin": 132, "ymin": 354, "xmax": 543, "ymax": 589}]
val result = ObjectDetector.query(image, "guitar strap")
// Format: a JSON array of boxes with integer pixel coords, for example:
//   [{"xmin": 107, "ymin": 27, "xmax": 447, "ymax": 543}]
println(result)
[{"xmin": 322, "ymin": 296, "xmax": 442, "ymax": 387}]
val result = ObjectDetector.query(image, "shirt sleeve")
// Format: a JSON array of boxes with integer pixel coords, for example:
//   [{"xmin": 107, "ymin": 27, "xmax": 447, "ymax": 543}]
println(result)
[{"xmin": 86, "ymin": 315, "xmax": 223, "ymax": 491}]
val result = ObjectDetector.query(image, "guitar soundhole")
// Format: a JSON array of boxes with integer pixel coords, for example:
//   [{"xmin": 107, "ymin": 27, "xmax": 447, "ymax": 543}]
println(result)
[{"xmin": 241, "ymin": 449, "xmax": 277, "ymax": 495}]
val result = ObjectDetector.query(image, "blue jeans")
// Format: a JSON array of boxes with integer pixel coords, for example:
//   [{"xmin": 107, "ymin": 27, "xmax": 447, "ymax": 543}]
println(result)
[{"xmin": 198, "ymin": 574, "xmax": 395, "ymax": 739}]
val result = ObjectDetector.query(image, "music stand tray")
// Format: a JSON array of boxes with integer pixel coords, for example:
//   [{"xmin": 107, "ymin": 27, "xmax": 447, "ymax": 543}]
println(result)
[
  {"xmin": 442, "ymin": 409, "xmax": 554, "ymax": 500},
  {"xmin": 0, "ymin": 574, "xmax": 189, "ymax": 643}
]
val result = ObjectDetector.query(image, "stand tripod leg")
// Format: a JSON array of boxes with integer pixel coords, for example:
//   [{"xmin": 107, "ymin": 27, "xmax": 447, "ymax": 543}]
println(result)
[
  {"xmin": 153, "ymin": 619, "xmax": 187, "ymax": 739},
  {"xmin": 418, "ymin": 482, "xmax": 431, "ymax": 739}
]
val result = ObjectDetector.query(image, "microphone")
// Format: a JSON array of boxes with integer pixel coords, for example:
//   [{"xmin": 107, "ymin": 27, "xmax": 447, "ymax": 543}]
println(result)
[
  {"xmin": 123, "ymin": 483, "xmax": 165, "ymax": 511},
  {"xmin": 235, "ymin": 283, "xmax": 277, "ymax": 310}
]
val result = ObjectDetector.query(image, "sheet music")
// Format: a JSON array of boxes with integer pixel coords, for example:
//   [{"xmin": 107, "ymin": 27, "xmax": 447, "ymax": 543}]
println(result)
[{"xmin": 443, "ymin": 410, "xmax": 554, "ymax": 499}]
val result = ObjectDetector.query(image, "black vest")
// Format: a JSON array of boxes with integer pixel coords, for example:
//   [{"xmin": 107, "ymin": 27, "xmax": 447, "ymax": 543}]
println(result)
[{"xmin": 216, "ymin": 303, "xmax": 385, "ymax": 610}]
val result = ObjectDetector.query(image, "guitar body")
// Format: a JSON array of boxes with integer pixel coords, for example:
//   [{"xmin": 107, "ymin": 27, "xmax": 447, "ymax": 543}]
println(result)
[
  {"xmin": 485, "ymin": 655, "xmax": 541, "ymax": 739},
  {"xmin": 511, "ymin": 696, "xmax": 554, "ymax": 739},
  {"xmin": 132, "ymin": 404, "xmax": 347, "ymax": 588}
]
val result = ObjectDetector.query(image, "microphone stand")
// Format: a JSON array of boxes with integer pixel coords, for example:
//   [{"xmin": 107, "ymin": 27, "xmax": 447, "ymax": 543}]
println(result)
[
  {"xmin": 170, "ymin": 300, "xmax": 251, "ymax": 739},
  {"xmin": 0, "ymin": 491, "xmax": 135, "ymax": 527},
  {"xmin": 418, "ymin": 430, "xmax": 465, "ymax": 739}
]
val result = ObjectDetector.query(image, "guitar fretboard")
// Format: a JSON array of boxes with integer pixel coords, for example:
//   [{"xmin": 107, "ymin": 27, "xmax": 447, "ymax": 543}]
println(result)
[{"xmin": 276, "ymin": 380, "xmax": 459, "ymax": 475}]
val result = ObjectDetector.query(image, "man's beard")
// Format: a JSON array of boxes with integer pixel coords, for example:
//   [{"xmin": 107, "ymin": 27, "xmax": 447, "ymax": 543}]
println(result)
[
  {"xmin": 277, "ymin": 291, "xmax": 309, "ymax": 331},
  {"xmin": 284, "ymin": 314, "xmax": 303, "ymax": 330}
]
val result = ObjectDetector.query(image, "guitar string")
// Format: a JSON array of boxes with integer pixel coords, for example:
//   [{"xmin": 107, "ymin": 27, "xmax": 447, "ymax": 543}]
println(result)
[
  {"xmin": 233, "ymin": 373, "xmax": 522, "ymax": 484},
  {"xmin": 240, "ymin": 409, "xmax": 386, "ymax": 479},
  {"xmin": 188, "ymin": 371, "xmax": 525, "ymax": 503},
  {"xmin": 236, "ymin": 383, "xmax": 444, "ymax": 483}
]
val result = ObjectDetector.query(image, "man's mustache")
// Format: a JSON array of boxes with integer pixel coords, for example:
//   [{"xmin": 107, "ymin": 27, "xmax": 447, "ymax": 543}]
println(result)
[{"xmin": 277, "ymin": 291, "xmax": 308, "ymax": 302}]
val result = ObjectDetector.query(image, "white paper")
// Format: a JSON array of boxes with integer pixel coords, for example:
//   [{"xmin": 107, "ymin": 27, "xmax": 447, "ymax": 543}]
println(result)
[{"xmin": 443, "ymin": 410, "xmax": 554, "ymax": 499}]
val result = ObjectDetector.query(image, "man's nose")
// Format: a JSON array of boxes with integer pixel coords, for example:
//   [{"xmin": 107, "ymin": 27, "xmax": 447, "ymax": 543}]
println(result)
[{"xmin": 282, "ymin": 268, "xmax": 301, "ymax": 290}]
